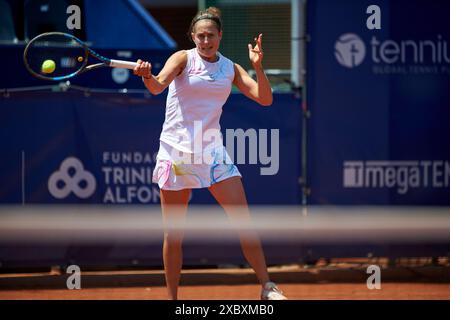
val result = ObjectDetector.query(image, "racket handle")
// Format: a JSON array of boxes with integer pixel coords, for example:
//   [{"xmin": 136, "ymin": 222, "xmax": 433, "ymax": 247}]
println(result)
[{"xmin": 109, "ymin": 59, "xmax": 138, "ymax": 69}]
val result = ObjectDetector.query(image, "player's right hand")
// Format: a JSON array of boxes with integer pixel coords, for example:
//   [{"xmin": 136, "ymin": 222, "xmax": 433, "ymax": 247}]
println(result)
[{"xmin": 134, "ymin": 59, "xmax": 152, "ymax": 78}]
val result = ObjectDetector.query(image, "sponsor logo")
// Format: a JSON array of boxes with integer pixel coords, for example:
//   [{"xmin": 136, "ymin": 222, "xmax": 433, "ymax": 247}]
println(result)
[
  {"xmin": 48, "ymin": 157, "xmax": 96, "ymax": 199},
  {"xmin": 111, "ymin": 68, "xmax": 130, "ymax": 84},
  {"xmin": 335, "ymin": 33, "xmax": 366, "ymax": 68},
  {"xmin": 335, "ymin": 33, "xmax": 450, "ymax": 74},
  {"xmin": 344, "ymin": 160, "xmax": 450, "ymax": 194}
]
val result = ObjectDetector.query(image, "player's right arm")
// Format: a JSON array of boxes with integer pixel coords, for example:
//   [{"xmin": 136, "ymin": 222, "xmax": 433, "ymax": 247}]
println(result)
[{"xmin": 134, "ymin": 50, "xmax": 187, "ymax": 95}]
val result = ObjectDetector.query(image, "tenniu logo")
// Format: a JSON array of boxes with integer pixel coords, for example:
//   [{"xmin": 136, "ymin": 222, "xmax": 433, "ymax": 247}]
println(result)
[
  {"xmin": 48, "ymin": 157, "xmax": 96, "ymax": 199},
  {"xmin": 335, "ymin": 33, "xmax": 366, "ymax": 68}
]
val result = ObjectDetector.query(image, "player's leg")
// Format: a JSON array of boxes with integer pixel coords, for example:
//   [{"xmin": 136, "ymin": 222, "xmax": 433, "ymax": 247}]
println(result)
[
  {"xmin": 208, "ymin": 176, "xmax": 270, "ymax": 285},
  {"xmin": 160, "ymin": 188, "xmax": 191, "ymax": 300}
]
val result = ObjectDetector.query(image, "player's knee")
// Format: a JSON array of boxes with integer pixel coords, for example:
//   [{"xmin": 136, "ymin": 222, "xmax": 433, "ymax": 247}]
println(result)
[
  {"xmin": 164, "ymin": 231, "xmax": 184, "ymax": 246},
  {"xmin": 238, "ymin": 231, "xmax": 261, "ymax": 244}
]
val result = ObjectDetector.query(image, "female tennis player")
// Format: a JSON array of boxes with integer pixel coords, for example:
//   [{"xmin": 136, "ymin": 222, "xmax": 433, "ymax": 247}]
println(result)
[{"xmin": 133, "ymin": 7, "xmax": 287, "ymax": 300}]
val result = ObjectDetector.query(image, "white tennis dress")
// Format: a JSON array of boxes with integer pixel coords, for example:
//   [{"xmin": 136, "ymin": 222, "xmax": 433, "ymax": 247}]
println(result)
[{"xmin": 152, "ymin": 48, "xmax": 241, "ymax": 190}]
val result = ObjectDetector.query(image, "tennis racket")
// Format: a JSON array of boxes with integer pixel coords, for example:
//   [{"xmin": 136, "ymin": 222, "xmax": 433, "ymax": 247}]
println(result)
[{"xmin": 23, "ymin": 32, "xmax": 138, "ymax": 81}]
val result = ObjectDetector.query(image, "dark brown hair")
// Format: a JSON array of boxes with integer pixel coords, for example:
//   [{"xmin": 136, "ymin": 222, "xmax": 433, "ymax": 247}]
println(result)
[{"xmin": 188, "ymin": 7, "xmax": 222, "ymax": 37}]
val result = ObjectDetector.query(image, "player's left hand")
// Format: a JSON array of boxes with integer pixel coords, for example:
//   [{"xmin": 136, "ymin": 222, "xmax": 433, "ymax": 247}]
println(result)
[{"xmin": 248, "ymin": 33, "xmax": 264, "ymax": 68}]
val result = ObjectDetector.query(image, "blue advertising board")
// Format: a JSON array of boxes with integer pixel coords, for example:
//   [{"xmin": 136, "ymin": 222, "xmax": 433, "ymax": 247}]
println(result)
[
  {"xmin": 307, "ymin": 0, "xmax": 450, "ymax": 204},
  {"xmin": 0, "ymin": 91, "xmax": 302, "ymax": 205}
]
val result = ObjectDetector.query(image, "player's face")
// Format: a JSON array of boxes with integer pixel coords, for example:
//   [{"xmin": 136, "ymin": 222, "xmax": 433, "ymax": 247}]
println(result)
[{"xmin": 191, "ymin": 20, "xmax": 222, "ymax": 62}]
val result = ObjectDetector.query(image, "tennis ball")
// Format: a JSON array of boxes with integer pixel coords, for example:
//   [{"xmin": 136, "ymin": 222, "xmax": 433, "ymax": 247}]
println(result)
[
  {"xmin": 77, "ymin": 56, "xmax": 83, "ymax": 62},
  {"xmin": 41, "ymin": 59, "xmax": 56, "ymax": 74}
]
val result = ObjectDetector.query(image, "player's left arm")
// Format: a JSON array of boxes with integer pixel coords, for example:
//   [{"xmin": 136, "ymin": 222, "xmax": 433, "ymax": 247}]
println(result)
[{"xmin": 233, "ymin": 34, "xmax": 273, "ymax": 106}]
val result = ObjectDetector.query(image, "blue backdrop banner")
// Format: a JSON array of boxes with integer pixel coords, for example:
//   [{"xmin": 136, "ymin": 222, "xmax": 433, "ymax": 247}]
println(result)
[
  {"xmin": 0, "ymin": 91, "xmax": 302, "ymax": 205},
  {"xmin": 307, "ymin": 0, "xmax": 450, "ymax": 204}
]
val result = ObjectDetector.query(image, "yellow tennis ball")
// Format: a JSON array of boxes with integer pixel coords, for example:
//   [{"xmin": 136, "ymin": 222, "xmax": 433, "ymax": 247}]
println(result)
[
  {"xmin": 41, "ymin": 59, "xmax": 56, "ymax": 74},
  {"xmin": 77, "ymin": 56, "xmax": 83, "ymax": 62}
]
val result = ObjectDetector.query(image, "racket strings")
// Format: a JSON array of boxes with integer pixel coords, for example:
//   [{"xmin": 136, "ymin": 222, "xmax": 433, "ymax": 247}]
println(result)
[{"xmin": 24, "ymin": 33, "xmax": 88, "ymax": 80}]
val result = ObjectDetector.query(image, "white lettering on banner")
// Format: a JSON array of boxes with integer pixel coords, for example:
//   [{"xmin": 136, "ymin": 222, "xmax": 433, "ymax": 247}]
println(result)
[
  {"xmin": 343, "ymin": 160, "xmax": 450, "ymax": 194},
  {"xmin": 335, "ymin": 33, "xmax": 450, "ymax": 74},
  {"xmin": 103, "ymin": 186, "xmax": 159, "ymax": 204},
  {"xmin": 102, "ymin": 167, "xmax": 152, "ymax": 185},
  {"xmin": 102, "ymin": 151, "xmax": 159, "ymax": 204},
  {"xmin": 371, "ymin": 35, "xmax": 450, "ymax": 64},
  {"xmin": 102, "ymin": 152, "xmax": 154, "ymax": 165}
]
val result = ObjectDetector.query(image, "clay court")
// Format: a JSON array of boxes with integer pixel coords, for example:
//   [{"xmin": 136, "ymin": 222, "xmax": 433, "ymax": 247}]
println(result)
[
  {"xmin": 1, "ymin": 260, "xmax": 450, "ymax": 300},
  {"xmin": 1, "ymin": 0, "xmax": 450, "ymax": 308}
]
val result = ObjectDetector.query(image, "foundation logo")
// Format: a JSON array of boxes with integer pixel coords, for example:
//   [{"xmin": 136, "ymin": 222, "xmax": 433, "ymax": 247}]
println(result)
[
  {"xmin": 48, "ymin": 157, "xmax": 96, "ymax": 199},
  {"xmin": 335, "ymin": 33, "xmax": 366, "ymax": 68}
]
